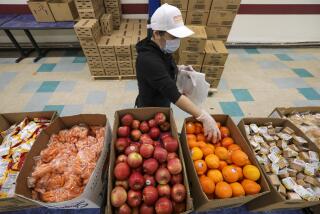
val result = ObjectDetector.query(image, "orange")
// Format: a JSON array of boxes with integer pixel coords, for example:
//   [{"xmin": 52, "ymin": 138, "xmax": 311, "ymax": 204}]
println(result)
[
  {"xmin": 230, "ymin": 182, "xmax": 245, "ymax": 197},
  {"xmin": 198, "ymin": 141, "xmax": 207, "ymax": 149},
  {"xmin": 207, "ymin": 144, "xmax": 215, "ymax": 152},
  {"xmin": 215, "ymin": 146, "xmax": 228, "ymax": 160},
  {"xmin": 200, "ymin": 175, "xmax": 215, "ymax": 194},
  {"xmin": 241, "ymin": 179, "xmax": 261, "ymax": 195},
  {"xmin": 207, "ymin": 169, "xmax": 223, "ymax": 184},
  {"xmin": 202, "ymin": 145, "xmax": 215, "ymax": 157},
  {"xmin": 222, "ymin": 165, "xmax": 239, "ymax": 183},
  {"xmin": 215, "ymin": 181, "xmax": 232, "ymax": 198},
  {"xmin": 205, "ymin": 154, "xmax": 220, "ymax": 169},
  {"xmin": 194, "ymin": 160, "xmax": 207, "ymax": 175},
  {"xmin": 231, "ymin": 150, "xmax": 249, "ymax": 167},
  {"xmin": 218, "ymin": 161, "xmax": 228, "ymax": 171},
  {"xmin": 243, "ymin": 165, "xmax": 260, "ymax": 181},
  {"xmin": 225, "ymin": 150, "xmax": 233, "ymax": 164},
  {"xmin": 222, "ymin": 137, "xmax": 234, "ymax": 148},
  {"xmin": 220, "ymin": 126, "xmax": 230, "ymax": 138},
  {"xmin": 194, "ymin": 122, "xmax": 203, "ymax": 134},
  {"xmin": 187, "ymin": 134, "xmax": 197, "ymax": 142},
  {"xmin": 186, "ymin": 122, "xmax": 195, "ymax": 134},
  {"xmin": 188, "ymin": 139, "xmax": 198, "ymax": 149},
  {"xmin": 197, "ymin": 134, "xmax": 206, "ymax": 142},
  {"xmin": 232, "ymin": 165, "xmax": 243, "ymax": 180},
  {"xmin": 228, "ymin": 144, "xmax": 241, "ymax": 151},
  {"xmin": 191, "ymin": 147, "xmax": 203, "ymax": 161}
]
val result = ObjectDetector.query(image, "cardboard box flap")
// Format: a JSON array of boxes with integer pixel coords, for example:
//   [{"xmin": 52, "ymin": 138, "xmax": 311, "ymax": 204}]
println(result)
[
  {"xmin": 270, "ymin": 106, "xmax": 320, "ymax": 118},
  {"xmin": 186, "ymin": 25, "xmax": 207, "ymax": 39},
  {"xmin": 211, "ymin": 40, "xmax": 228, "ymax": 54},
  {"xmin": 204, "ymin": 40, "xmax": 214, "ymax": 53}
]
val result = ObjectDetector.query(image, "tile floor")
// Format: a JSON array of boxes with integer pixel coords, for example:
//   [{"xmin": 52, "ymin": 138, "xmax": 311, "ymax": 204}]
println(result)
[{"xmin": 1, "ymin": 47, "xmax": 320, "ymax": 214}]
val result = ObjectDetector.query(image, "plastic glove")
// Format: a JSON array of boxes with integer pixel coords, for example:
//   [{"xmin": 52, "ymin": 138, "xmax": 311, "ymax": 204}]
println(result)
[{"xmin": 196, "ymin": 110, "xmax": 221, "ymax": 143}]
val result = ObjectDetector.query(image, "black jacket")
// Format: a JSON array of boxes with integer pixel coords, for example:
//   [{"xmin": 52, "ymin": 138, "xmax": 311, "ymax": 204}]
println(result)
[{"xmin": 135, "ymin": 38, "xmax": 181, "ymax": 107}]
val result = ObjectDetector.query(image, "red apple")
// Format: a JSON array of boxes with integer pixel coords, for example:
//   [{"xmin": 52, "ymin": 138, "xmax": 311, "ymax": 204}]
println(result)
[
  {"xmin": 140, "ymin": 134, "xmax": 153, "ymax": 144},
  {"xmin": 131, "ymin": 119, "xmax": 141, "ymax": 130},
  {"xmin": 118, "ymin": 126, "xmax": 130, "ymax": 137},
  {"xmin": 143, "ymin": 186, "xmax": 159, "ymax": 206},
  {"xmin": 154, "ymin": 112, "xmax": 166, "ymax": 125},
  {"xmin": 167, "ymin": 152, "xmax": 178, "ymax": 161},
  {"xmin": 150, "ymin": 127, "xmax": 161, "ymax": 140},
  {"xmin": 155, "ymin": 168, "xmax": 171, "ymax": 185},
  {"xmin": 111, "ymin": 186, "xmax": 127, "ymax": 207},
  {"xmin": 163, "ymin": 137, "xmax": 179, "ymax": 153},
  {"xmin": 125, "ymin": 145, "xmax": 139, "ymax": 156},
  {"xmin": 129, "ymin": 172, "xmax": 145, "ymax": 190},
  {"xmin": 143, "ymin": 158, "xmax": 159, "ymax": 175},
  {"xmin": 154, "ymin": 141, "xmax": 161, "ymax": 148},
  {"xmin": 132, "ymin": 166, "xmax": 143, "ymax": 173},
  {"xmin": 153, "ymin": 146, "xmax": 168, "ymax": 163},
  {"xmin": 167, "ymin": 158, "xmax": 182, "ymax": 175},
  {"xmin": 131, "ymin": 129, "xmax": 142, "ymax": 141},
  {"xmin": 160, "ymin": 132, "xmax": 171, "ymax": 141},
  {"xmin": 173, "ymin": 201, "xmax": 186, "ymax": 213},
  {"xmin": 118, "ymin": 203, "xmax": 131, "ymax": 214},
  {"xmin": 171, "ymin": 184, "xmax": 186, "ymax": 203},
  {"xmin": 115, "ymin": 180, "xmax": 129, "ymax": 190},
  {"xmin": 157, "ymin": 184, "xmax": 171, "ymax": 198},
  {"xmin": 140, "ymin": 203, "xmax": 155, "ymax": 214},
  {"xmin": 127, "ymin": 152, "xmax": 143, "ymax": 168},
  {"xmin": 148, "ymin": 119, "xmax": 157, "ymax": 128},
  {"xmin": 127, "ymin": 189, "xmax": 142, "ymax": 207},
  {"xmin": 116, "ymin": 154, "xmax": 128, "ymax": 164},
  {"xmin": 115, "ymin": 138, "xmax": 129, "ymax": 153},
  {"xmin": 159, "ymin": 122, "xmax": 170, "ymax": 132},
  {"xmin": 114, "ymin": 162, "xmax": 130, "ymax": 180},
  {"xmin": 144, "ymin": 174, "xmax": 156, "ymax": 186},
  {"xmin": 140, "ymin": 121, "xmax": 150, "ymax": 133},
  {"xmin": 171, "ymin": 173, "xmax": 183, "ymax": 185},
  {"xmin": 155, "ymin": 197, "xmax": 172, "ymax": 214},
  {"xmin": 140, "ymin": 143, "xmax": 155, "ymax": 158},
  {"xmin": 121, "ymin": 114, "xmax": 134, "ymax": 126}
]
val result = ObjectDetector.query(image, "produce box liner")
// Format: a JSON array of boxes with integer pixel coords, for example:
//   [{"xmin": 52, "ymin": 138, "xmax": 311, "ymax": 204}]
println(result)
[{"xmin": 15, "ymin": 114, "xmax": 112, "ymax": 209}]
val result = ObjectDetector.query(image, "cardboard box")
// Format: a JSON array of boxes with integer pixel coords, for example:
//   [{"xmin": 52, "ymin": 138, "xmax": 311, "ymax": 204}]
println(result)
[
  {"xmin": 181, "ymin": 10, "xmax": 187, "ymax": 22},
  {"xmin": 188, "ymin": 0, "xmax": 212, "ymax": 11},
  {"xmin": 207, "ymin": 9, "xmax": 237, "ymax": 26},
  {"xmin": 202, "ymin": 65, "xmax": 224, "ymax": 78},
  {"xmin": 178, "ymin": 50, "xmax": 204, "ymax": 65},
  {"xmin": 86, "ymin": 55, "xmax": 101, "ymax": 62},
  {"xmin": 238, "ymin": 118, "xmax": 320, "ymax": 211},
  {"xmin": 210, "ymin": 0, "xmax": 241, "ymax": 10},
  {"xmin": 186, "ymin": 10, "xmax": 209, "ymax": 25},
  {"xmin": 75, "ymin": 0, "xmax": 103, "ymax": 10},
  {"xmin": 180, "ymin": 25, "xmax": 207, "ymax": 52},
  {"xmin": 180, "ymin": 115, "xmax": 270, "ymax": 211},
  {"xmin": 79, "ymin": 38, "xmax": 97, "ymax": 48},
  {"xmin": 87, "ymin": 58, "xmax": 103, "ymax": 68},
  {"xmin": 90, "ymin": 67, "xmax": 106, "ymax": 76},
  {"xmin": 191, "ymin": 64, "xmax": 201, "ymax": 72},
  {"xmin": 102, "ymin": 60, "xmax": 118, "ymax": 69},
  {"xmin": 161, "ymin": 0, "xmax": 188, "ymax": 10},
  {"xmin": 100, "ymin": 13, "xmax": 113, "ymax": 36},
  {"xmin": 0, "ymin": 111, "xmax": 56, "ymax": 212},
  {"xmin": 205, "ymin": 25, "xmax": 231, "ymax": 41},
  {"xmin": 269, "ymin": 107, "xmax": 320, "ymax": 119},
  {"xmin": 101, "ymin": 55, "xmax": 117, "ymax": 62},
  {"xmin": 27, "ymin": 0, "xmax": 55, "ymax": 22},
  {"xmin": 131, "ymin": 35, "xmax": 143, "ymax": 58},
  {"xmin": 82, "ymin": 47, "xmax": 100, "ymax": 57},
  {"xmin": 74, "ymin": 19, "xmax": 101, "ymax": 41},
  {"xmin": 78, "ymin": 7, "xmax": 104, "ymax": 19},
  {"xmin": 105, "ymin": 69, "xmax": 119, "ymax": 76},
  {"xmin": 49, "ymin": 0, "xmax": 78, "ymax": 21},
  {"xmin": 203, "ymin": 40, "xmax": 228, "ymax": 66},
  {"xmin": 114, "ymin": 37, "xmax": 132, "ymax": 57},
  {"xmin": 205, "ymin": 77, "xmax": 220, "ymax": 88},
  {"xmin": 15, "ymin": 114, "xmax": 111, "ymax": 209},
  {"xmin": 117, "ymin": 61, "xmax": 133, "ymax": 75},
  {"xmin": 98, "ymin": 36, "xmax": 116, "ymax": 57},
  {"xmin": 106, "ymin": 107, "xmax": 193, "ymax": 213}
]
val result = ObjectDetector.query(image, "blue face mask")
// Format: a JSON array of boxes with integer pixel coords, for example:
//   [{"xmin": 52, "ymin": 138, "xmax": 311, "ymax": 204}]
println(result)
[{"xmin": 163, "ymin": 38, "xmax": 180, "ymax": 53}]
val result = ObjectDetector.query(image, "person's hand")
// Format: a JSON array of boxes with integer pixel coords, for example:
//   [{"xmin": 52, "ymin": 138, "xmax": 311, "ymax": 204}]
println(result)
[{"xmin": 196, "ymin": 110, "xmax": 221, "ymax": 143}]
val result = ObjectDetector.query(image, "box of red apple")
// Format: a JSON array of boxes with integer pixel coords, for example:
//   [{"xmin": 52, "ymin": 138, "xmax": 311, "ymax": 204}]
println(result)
[{"xmin": 106, "ymin": 108, "xmax": 193, "ymax": 214}]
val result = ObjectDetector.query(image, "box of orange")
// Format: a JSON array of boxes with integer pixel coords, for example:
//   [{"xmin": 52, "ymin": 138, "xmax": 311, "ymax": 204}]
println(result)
[{"xmin": 180, "ymin": 115, "xmax": 270, "ymax": 211}]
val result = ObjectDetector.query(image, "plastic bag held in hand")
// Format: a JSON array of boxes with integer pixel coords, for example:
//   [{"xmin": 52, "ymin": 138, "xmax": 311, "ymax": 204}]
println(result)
[
  {"xmin": 197, "ymin": 110, "xmax": 221, "ymax": 143},
  {"xmin": 176, "ymin": 65, "xmax": 210, "ymax": 105}
]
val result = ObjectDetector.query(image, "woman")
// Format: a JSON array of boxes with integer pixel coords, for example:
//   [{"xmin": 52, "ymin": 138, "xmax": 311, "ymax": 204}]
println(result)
[{"xmin": 135, "ymin": 4, "xmax": 221, "ymax": 143}]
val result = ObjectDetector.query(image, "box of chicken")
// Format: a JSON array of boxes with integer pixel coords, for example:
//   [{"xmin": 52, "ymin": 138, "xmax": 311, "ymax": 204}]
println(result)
[
  {"xmin": 15, "ymin": 114, "xmax": 112, "ymax": 209},
  {"xmin": 0, "ymin": 111, "xmax": 56, "ymax": 212}
]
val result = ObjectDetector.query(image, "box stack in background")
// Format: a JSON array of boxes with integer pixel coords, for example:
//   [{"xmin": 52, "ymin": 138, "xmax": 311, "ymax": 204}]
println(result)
[
  {"xmin": 74, "ymin": 19, "xmax": 105, "ymax": 76},
  {"xmin": 186, "ymin": 0, "xmax": 211, "ymax": 26},
  {"xmin": 104, "ymin": 0, "xmax": 122, "ymax": 29},
  {"xmin": 178, "ymin": 25, "xmax": 207, "ymax": 72},
  {"xmin": 100, "ymin": 13, "xmax": 113, "ymax": 35},
  {"xmin": 75, "ymin": 0, "xmax": 105, "ymax": 19},
  {"xmin": 202, "ymin": 40, "xmax": 228, "ymax": 88},
  {"xmin": 161, "ymin": 0, "xmax": 188, "ymax": 22}
]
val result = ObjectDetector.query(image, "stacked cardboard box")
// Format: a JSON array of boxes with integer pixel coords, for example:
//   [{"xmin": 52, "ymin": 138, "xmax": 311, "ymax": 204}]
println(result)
[
  {"xmin": 75, "ymin": 0, "xmax": 105, "ymax": 19},
  {"xmin": 74, "ymin": 19, "xmax": 105, "ymax": 76},
  {"xmin": 202, "ymin": 40, "xmax": 228, "ymax": 88},
  {"xmin": 178, "ymin": 25, "xmax": 207, "ymax": 72},
  {"xmin": 161, "ymin": 0, "xmax": 188, "ymax": 22},
  {"xmin": 186, "ymin": 0, "xmax": 212, "ymax": 26},
  {"xmin": 104, "ymin": 0, "xmax": 122, "ymax": 29},
  {"xmin": 206, "ymin": 0, "xmax": 241, "ymax": 41},
  {"xmin": 100, "ymin": 13, "xmax": 113, "ymax": 35}
]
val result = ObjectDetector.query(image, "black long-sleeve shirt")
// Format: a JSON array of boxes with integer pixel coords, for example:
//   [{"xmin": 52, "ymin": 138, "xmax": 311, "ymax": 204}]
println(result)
[{"xmin": 135, "ymin": 38, "xmax": 181, "ymax": 107}]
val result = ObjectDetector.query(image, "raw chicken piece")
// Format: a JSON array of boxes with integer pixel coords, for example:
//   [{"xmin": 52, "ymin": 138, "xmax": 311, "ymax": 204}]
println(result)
[
  {"xmin": 70, "ymin": 126, "xmax": 89, "ymax": 139},
  {"xmin": 40, "ymin": 147, "xmax": 59, "ymax": 163},
  {"xmin": 32, "ymin": 163, "xmax": 53, "ymax": 179}
]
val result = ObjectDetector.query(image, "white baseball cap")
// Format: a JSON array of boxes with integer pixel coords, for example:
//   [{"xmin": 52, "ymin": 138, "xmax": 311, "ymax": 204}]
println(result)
[{"xmin": 149, "ymin": 3, "xmax": 194, "ymax": 38}]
